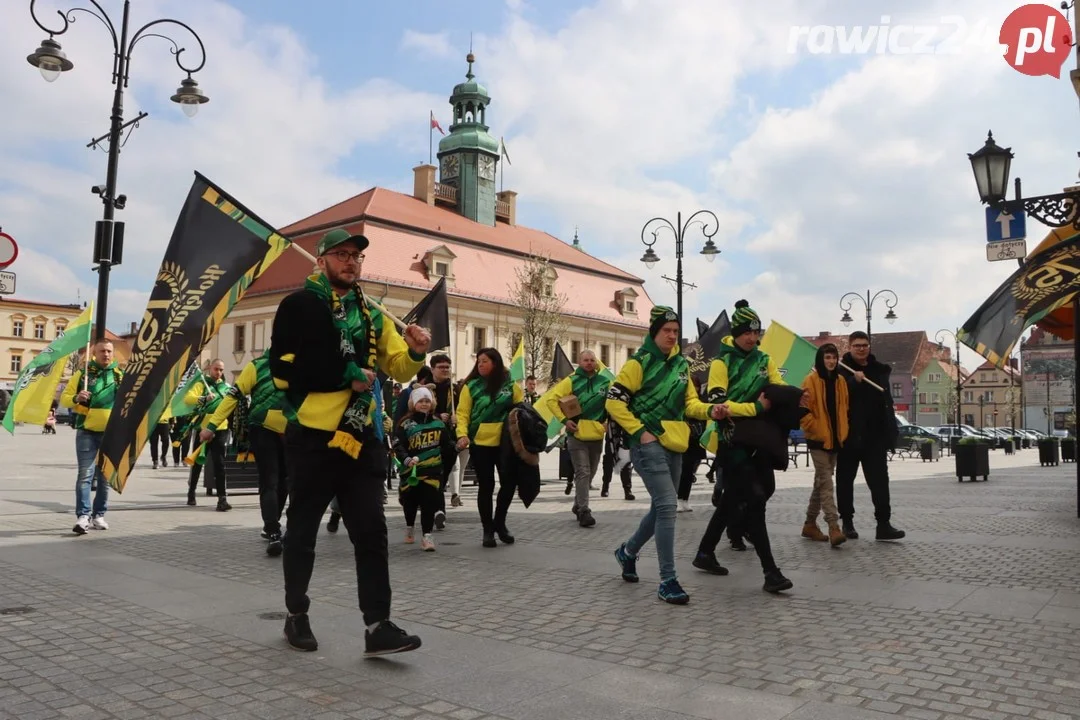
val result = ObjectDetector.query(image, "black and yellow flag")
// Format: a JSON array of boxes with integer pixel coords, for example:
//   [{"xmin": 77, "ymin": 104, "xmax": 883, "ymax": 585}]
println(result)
[
  {"xmin": 98, "ymin": 173, "xmax": 291, "ymax": 492},
  {"xmin": 960, "ymin": 231, "xmax": 1080, "ymax": 368}
]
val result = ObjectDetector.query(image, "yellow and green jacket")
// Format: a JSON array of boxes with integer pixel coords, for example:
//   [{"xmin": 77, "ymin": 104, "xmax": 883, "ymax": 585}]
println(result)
[
  {"xmin": 185, "ymin": 376, "xmax": 231, "ymax": 431},
  {"xmin": 604, "ymin": 335, "xmax": 712, "ymax": 453},
  {"xmin": 703, "ymin": 336, "xmax": 786, "ymax": 453},
  {"xmin": 60, "ymin": 361, "xmax": 123, "ymax": 432},
  {"xmin": 456, "ymin": 374, "xmax": 525, "ymax": 447},
  {"xmin": 207, "ymin": 354, "xmax": 286, "ymax": 434},
  {"xmin": 547, "ymin": 367, "xmax": 610, "ymax": 442},
  {"xmin": 395, "ymin": 412, "xmax": 453, "ymax": 490}
]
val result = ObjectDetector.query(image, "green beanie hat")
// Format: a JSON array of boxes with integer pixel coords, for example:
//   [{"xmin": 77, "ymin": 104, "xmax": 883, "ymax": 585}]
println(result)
[
  {"xmin": 731, "ymin": 299, "xmax": 761, "ymax": 337},
  {"xmin": 649, "ymin": 306, "xmax": 679, "ymax": 338}
]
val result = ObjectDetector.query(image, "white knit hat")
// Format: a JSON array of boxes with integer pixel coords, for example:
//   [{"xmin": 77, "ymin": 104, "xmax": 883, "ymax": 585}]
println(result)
[{"xmin": 409, "ymin": 386, "xmax": 434, "ymax": 409}]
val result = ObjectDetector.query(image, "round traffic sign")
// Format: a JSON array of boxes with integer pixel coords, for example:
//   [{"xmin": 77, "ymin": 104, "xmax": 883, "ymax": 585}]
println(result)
[{"xmin": 0, "ymin": 232, "xmax": 17, "ymax": 269}]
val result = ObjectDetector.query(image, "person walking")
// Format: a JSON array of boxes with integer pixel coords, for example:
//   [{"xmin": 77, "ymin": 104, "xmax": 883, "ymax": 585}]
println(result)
[
  {"xmin": 692, "ymin": 300, "xmax": 794, "ymax": 594},
  {"xmin": 600, "ymin": 423, "xmax": 635, "ymax": 500},
  {"xmin": 836, "ymin": 331, "xmax": 905, "ymax": 541},
  {"xmin": 394, "ymin": 387, "xmax": 453, "ymax": 550},
  {"xmin": 547, "ymin": 349, "xmax": 611, "ymax": 528},
  {"xmin": 428, "ymin": 354, "xmax": 457, "ymax": 523},
  {"xmin": 799, "ymin": 343, "xmax": 848, "ymax": 547},
  {"xmin": 270, "ymin": 228, "xmax": 430, "ymax": 656},
  {"xmin": 185, "ymin": 359, "xmax": 232, "ymax": 511},
  {"xmin": 204, "ymin": 349, "xmax": 290, "ymax": 556},
  {"xmin": 455, "ymin": 347, "xmax": 524, "ymax": 547},
  {"xmin": 607, "ymin": 307, "xmax": 726, "ymax": 605},
  {"xmin": 149, "ymin": 412, "xmax": 171, "ymax": 468},
  {"xmin": 60, "ymin": 340, "xmax": 122, "ymax": 534}
]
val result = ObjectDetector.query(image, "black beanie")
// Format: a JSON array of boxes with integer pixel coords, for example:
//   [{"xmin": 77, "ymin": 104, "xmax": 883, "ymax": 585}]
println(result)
[{"xmin": 649, "ymin": 306, "xmax": 679, "ymax": 338}]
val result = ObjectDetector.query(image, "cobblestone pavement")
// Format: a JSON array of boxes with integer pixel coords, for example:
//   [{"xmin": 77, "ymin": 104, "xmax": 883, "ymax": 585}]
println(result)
[{"xmin": 1, "ymin": 428, "xmax": 1079, "ymax": 720}]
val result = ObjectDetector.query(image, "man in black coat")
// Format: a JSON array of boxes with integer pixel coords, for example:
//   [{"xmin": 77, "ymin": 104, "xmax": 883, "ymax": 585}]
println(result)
[{"xmin": 835, "ymin": 331, "xmax": 905, "ymax": 541}]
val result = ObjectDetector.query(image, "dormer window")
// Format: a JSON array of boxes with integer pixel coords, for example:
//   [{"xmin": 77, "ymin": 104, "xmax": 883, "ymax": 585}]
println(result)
[
  {"xmin": 423, "ymin": 244, "xmax": 457, "ymax": 285},
  {"xmin": 434, "ymin": 260, "xmax": 450, "ymax": 278},
  {"xmin": 615, "ymin": 287, "xmax": 639, "ymax": 316}
]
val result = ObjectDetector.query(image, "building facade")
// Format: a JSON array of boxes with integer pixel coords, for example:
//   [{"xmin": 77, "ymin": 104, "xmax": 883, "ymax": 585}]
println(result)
[
  {"xmin": 1020, "ymin": 327, "xmax": 1074, "ymax": 434},
  {"xmin": 0, "ymin": 296, "xmax": 85, "ymax": 389},
  {"xmin": 204, "ymin": 55, "xmax": 653, "ymax": 383},
  {"xmin": 961, "ymin": 360, "xmax": 1021, "ymax": 430},
  {"xmin": 913, "ymin": 356, "xmax": 966, "ymax": 428}
]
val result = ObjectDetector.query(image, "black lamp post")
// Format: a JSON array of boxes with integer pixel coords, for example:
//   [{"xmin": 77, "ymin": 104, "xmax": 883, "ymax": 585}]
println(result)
[
  {"xmin": 640, "ymin": 210, "xmax": 720, "ymax": 334},
  {"xmin": 839, "ymin": 289, "xmax": 898, "ymax": 342},
  {"xmin": 968, "ymin": 131, "xmax": 1080, "ymax": 515},
  {"xmin": 936, "ymin": 329, "xmax": 964, "ymax": 430},
  {"xmin": 27, "ymin": 0, "xmax": 209, "ymax": 341}
]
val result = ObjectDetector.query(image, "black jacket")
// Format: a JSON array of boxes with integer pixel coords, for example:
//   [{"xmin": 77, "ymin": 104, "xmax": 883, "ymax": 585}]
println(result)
[
  {"xmin": 729, "ymin": 384, "xmax": 808, "ymax": 471},
  {"xmin": 499, "ymin": 403, "xmax": 547, "ymax": 507},
  {"xmin": 838, "ymin": 352, "xmax": 898, "ymax": 450},
  {"xmin": 269, "ymin": 289, "xmax": 354, "ymax": 406}
]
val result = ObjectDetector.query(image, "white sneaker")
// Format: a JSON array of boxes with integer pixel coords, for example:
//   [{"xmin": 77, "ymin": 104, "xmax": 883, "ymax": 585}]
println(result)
[
  {"xmin": 73, "ymin": 515, "xmax": 90, "ymax": 535},
  {"xmin": 91, "ymin": 516, "xmax": 109, "ymax": 531},
  {"xmin": 421, "ymin": 534, "xmax": 436, "ymax": 551},
  {"xmin": 404, "ymin": 527, "xmax": 415, "ymax": 544},
  {"xmin": 677, "ymin": 499, "xmax": 693, "ymax": 513}
]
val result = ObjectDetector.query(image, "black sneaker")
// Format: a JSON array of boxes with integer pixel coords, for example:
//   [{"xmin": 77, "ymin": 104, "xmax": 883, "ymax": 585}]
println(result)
[
  {"xmin": 624, "ymin": 491, "xmax": 635, "ymax": 501},
  {"xmin": 216, "ymin": 499, "xmax": 231, "ymax": 512},
  {"xmin": 600, "ymin": 489, "xmax": 609, "ymax": 498},
  {"xmin": 692, "ymin": 551, "xmax": 729, "ymax": 575},
  {"xmin": 577, "ymin": 509, "xmax": 596, "ymax": 528},
  {"xmin": 434, "ymin": 511, "xmax": 446, "ymax": 530},
  {"xmin": 564, "ymin": 481, "xmax": 573, "ymax": 495},
  {"xmin": 186, "ymin": 495, "xmax": 196, "ymax": 507},
  {"xmin": 482, "ymin": 531, "xmax": 497, "ymax": 548},
  {"xmin": 284, "ymin": 613, "xmax": 318, "ymax": 651},
  {"xmin": 730, "ymin": 538, "xmax": 747, "ymax": 551},
  {"xmin": 496, "ymin": 527, "xmax": 515, "ymax": 544},
  {"xmin": 162, "ymin": 460, "xmax": 168, "ymax": 468},
  {"xmin": 842, "ymin": 521, "xmax": 859, "ymax": 540},
  {"xmin": 364, "ymin": 620, "xmax": 421, "ymax": 657},
  {"xmin": 152, "ymin": 463, "xmax": 158, "ymax": 470},
  {"xmin": 763, "ymin": 570, "xmax": 793, "ymax": 594},
  {"xmin": 266, "ymin": 532, "xmax": 283, "ymax": 557},
  {"xmin": 326, "ymin": 512, "xmax": 340, "ymax": 533},
  {"xmin": 875, "ymin": 523, "xmax": 905, "ymax": 541}
]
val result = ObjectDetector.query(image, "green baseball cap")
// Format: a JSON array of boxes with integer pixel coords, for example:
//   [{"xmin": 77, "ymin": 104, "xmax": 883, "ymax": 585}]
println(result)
[{"xmin": 316, "ymin": 228, "xmax": 369, "ymax": 256}]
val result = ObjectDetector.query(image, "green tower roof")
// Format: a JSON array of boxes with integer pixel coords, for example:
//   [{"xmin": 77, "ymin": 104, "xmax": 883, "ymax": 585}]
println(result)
[{"xmin": 438, "ymin": 52, "xmax": 499, "ymax": 157}]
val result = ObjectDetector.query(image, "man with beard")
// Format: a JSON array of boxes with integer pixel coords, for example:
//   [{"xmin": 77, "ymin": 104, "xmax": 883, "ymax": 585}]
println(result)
[{"xmin": 835, "ymin": 331, "xmax": 905, "ymax": 541}]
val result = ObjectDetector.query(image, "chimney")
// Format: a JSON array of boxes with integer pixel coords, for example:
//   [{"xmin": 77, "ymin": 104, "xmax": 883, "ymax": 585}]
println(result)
[
  {"xmin": 130, "ymin": 321, "xmax": 137, "ymax": 334},
  {"xmin": 496, "ymin": 190, "xmax": 517, "ymax": 226},
  {"xmin": 818, "ymin": 331, "xmax": 829, "ymax": 339},
  {"xmin": 413, "ymin": 164, "xmax": 436, "ymax": 205}
]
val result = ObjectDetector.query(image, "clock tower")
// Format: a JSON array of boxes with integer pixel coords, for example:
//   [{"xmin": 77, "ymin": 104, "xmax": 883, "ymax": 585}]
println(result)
[{"xmin": 437, "ymin": 53, "xmax": 500, "ymax": 226}]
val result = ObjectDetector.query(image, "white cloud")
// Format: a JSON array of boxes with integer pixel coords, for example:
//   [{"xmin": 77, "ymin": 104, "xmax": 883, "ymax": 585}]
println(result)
[{"xmin": 401, "ymin": 30, "xmax": 454, "ymax": 58}]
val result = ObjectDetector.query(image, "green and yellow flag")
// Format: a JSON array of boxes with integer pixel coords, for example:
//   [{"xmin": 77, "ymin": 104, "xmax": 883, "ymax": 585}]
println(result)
[
  {"xmin": 167, "ymin": 363, "xmax": 204, "ymax": 419},
  {"xmin": 1, "ymin": 304, "xmax": 93, "ymax": 434},
  {"xmin": 509, "ymin": 337, "xmax": 526, "ymax": 383},
  {"xmin": 97, "ymin": 172, "xmax": 291, "ymax": 492},
  {"xmin": 759, "ymin": 320, "xmax": 818, "ymax": 382}
]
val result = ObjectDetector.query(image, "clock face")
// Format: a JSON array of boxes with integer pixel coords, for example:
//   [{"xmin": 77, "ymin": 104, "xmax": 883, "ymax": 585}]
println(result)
[
  {"xmin": 440, "ymin": 154, "xmax": 459, "ymax": 179},
  {"xmin": 479, "ymin": 155, "xmax": 495, "ymax": 181}
]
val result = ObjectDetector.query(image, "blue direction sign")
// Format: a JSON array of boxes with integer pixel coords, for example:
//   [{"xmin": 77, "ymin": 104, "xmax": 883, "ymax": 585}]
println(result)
[{"xmin": 985, "ymin": 207, "xmax": 1027, "ymax": 242}]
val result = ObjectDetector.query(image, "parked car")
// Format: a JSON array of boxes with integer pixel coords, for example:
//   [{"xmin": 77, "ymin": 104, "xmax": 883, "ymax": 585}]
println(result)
[
  {"xmin": 895, "ymin": 414, "xmax": 911, "ymax": 427},
  {"xmin": 898, "ymin": 425, "xmax": 937, "ymax": 442}
]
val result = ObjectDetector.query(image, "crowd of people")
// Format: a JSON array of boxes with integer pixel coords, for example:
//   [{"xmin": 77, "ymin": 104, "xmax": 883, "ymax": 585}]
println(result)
[{"xmin": 56, "ymin": 228, "xmax": 905, "ymax": 659}]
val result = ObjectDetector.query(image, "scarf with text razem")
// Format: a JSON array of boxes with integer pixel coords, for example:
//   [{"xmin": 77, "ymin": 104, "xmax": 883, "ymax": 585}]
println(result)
[{"xmin": 305, "ymin": 273, "xmax": 378, "ymax": 458}]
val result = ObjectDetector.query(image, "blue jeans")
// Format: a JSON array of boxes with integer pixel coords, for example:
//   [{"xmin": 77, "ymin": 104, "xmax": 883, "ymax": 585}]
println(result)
[
  {"xmin": 75, "ymin": 430, "xmax": 109, "ymax": 518},
  {"xmin": 624, "ymin": 441, "xmax": 682, "ymax": 581}
]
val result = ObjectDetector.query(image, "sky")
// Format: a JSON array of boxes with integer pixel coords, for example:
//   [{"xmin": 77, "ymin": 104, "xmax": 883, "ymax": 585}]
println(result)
[{"xmin": 3, "ymin": 0, "xmax": 1080, "ymax": 372}]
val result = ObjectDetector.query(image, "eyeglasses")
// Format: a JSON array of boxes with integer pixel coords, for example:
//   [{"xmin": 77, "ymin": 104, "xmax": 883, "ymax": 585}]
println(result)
[
  {"xmin": 434, "ymin": 364, "xmax": 451, "ymax": 370},
  {"xmin": 324, "ymin": 250, "xmax": 364, "ymax": 263},
  {"xmin": 851, "ymin": 343, "xmax": 870, "ymax": 349}
]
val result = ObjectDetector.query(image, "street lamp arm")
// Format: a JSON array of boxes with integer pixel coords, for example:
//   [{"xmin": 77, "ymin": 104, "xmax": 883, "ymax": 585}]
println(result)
[
  {"xmin": 30, "ymin": 0, "xmax": 119, "ymax": 54},
  {"xmin": 838, "ymin": 291, "xmax": 867, "ymax": 314},
  {"xmin": 640, "ymin": 217, "xmax": 678, "ymax": 249},
  {"xmin": 869, "ymin": 288, "xmax": 899, "ymax": 312},
  {"xmin": 127, "ymin": 18, "xmax": 207, "ymax": 78},
  {"xmin": 999, "ymin": 191, "xmax": 1080, "ymax": 231},
  {"xmin": 680, "ymin": 209, "xmax": 720, "ymax": 242}
]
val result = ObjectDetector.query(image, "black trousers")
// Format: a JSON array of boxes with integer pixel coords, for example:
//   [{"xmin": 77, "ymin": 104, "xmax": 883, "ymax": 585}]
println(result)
[
  {"xmin": 283, "ymin": 425, "xmax": 390, "ymax": 625},
  {"xmin": 149, "ymin": 424, "xmax": 170, "ymax": 465},
  {"xmin": 471, "ymin": 445, "xmax": 515, "ymax": 534},
  {"xmin": 835, "ymin": 443, "xmax": 891, "ymax": 524},
  {"xmin": 698, "ymin": 453, "xmax": 778, "ymax": 575},
  {"xmin": 438, "ymin": 448, "xmax": 457, "ymax": 514},
  {"xmin": 401, "ymin": 481, "xmax": 440, "ymax": 533},
  {"xmin": 678, "ymin": 442, "xmax": 706, "ymax": 501},
  {"xmin": 601, "ymin": 437, "xmax": 633, "ymax": 493},
  {"xmin": 188, "ymin": 431, "xmax": 227, "ymax": 498},
  {"xmin": 249, "ymin": 425, "xmax": 288, "ymax": 535},
  {"xmin": 172, "ymin": 428, "xmax": 191, "ymax": 466}
]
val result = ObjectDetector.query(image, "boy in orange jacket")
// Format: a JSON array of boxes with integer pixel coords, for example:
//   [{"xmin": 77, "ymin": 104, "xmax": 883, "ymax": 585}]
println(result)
[{"xmin": 799, "ymin": 343, "xmax": 848, "ymax": 547}]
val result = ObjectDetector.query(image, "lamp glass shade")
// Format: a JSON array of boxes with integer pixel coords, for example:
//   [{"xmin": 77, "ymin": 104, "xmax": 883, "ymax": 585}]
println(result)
[
  {"xmin": 38, "ymin": 62, "xmax": 61, "ymax": 82},
  {"xmin": 968, "ymin": 132, "xmax": 1013, "ymax": 204},
  {"xmin": 841, "ymin": 313, "xmax": 852, "ymax": 327},
  {"xmin": 700, "ymin": 240, "xmax": 720, "ymax": 263},
  {"xmin": 180, "ymin": 99, "xmax": 200, "ymax": 117}
]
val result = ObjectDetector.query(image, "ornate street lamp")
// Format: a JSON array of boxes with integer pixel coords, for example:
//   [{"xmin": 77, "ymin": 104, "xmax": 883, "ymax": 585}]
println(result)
[
  {"xmin": 26, "ymin": 0, "xmax": 210, "ymax": 339},
  {"xmin": 838, "ymin": 289, "xmax": 898, "ymax": 342},
  {"xmin": 936, "ymin": 328, "xmax": 963, "ymax": 429},
  {"xmin": 639, "ymin": 210, "xmax": 720, "ymax": 330}
]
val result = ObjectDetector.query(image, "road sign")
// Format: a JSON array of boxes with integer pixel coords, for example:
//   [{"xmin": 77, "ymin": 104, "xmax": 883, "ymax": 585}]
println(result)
[
  {"xmin": 0, "ymin": 270, "xmax": 14, "ymax": 294},
  {"xmin": 986, "ymin": 238, "xmax": 1027, "ymax": 262},
  {"xmin": 0, "ymin": 232, "xmax": 16, "ymax": 269},
  {"xmin": 985, "ymin": 207, "xmax": 1027, "ymax": 242}
]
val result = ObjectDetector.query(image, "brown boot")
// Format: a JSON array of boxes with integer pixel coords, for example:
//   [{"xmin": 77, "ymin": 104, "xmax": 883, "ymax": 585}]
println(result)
[
  {"xmin": 828, "ymin": 522, "xmax": 847, "ymax": 547},
  {"xmin": 801, "ymin": 522, "xmax": 828, "ymax": 542}
]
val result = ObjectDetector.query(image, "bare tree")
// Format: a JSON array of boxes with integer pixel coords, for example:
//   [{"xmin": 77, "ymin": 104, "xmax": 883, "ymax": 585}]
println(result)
[{"xmin": 507, "ymin": 254, "xmax": 569, "ymax": 381}]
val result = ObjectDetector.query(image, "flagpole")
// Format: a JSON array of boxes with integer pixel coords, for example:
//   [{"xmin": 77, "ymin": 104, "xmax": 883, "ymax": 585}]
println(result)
[
  {"xmin": 288, "ymin": 243, "xmax": 411, "ymax": 332},
  {"xmin": 429, "ymin": 112, "xmax": 433, "ymax": 166},
  {"xmin": 82, "ymin": 301, "xmax": 95, "ymax": 392}
]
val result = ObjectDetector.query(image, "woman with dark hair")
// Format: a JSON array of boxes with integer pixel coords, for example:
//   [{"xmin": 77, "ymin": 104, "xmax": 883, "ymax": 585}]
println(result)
[{"xmin": 456, "ymin": 347, "xmax": 524, "ymax": 547}]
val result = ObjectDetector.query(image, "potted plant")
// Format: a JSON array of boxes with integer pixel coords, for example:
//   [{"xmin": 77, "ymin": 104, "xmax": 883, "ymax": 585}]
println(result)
[
  {"xmin": 1003, "ymin": 437, "xmax": 1015, "ymax": 455},
  {"xmin": 1062, "ymin": 437, "xmax": 1076, "ymax": 463},
  {"xmin": 1038, "ymin": 437, "xmax": 1060, "ymax": 467},
  {"xmin": 955, "ymin": 436, "xmax": 990, "ymax": 482},
  {"xmin": 920, "ymin": 438, "xmax": 939, "ymax": 462},
  {"xmin": 1021, "ymin": 435, "xmax": 1031, "ymax": 449}
]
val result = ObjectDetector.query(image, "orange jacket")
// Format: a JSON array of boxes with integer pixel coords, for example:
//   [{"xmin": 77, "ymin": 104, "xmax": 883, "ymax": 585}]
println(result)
[{"xmin": 800, "ymin": 370, "xmax": 849, "ymax": 451}]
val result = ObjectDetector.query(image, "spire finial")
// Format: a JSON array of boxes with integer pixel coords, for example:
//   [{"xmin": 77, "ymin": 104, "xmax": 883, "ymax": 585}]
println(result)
[
  {"xmin": 572, "ymin": 226, "xmax": 580, "ymax": 247},
  {"xmin": 466, "ymin": 33, "xmax": 475, "ymax": 79}
]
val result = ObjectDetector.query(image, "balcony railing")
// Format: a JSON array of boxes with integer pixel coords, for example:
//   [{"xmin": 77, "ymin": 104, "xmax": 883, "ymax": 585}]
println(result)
[
  {"xmin": 495, "ymin": 199, "xmax": 511, "ymax": 219},
  {"xmin": 434, "ymin": 183, "xmax": 457, "ymax": 204}
]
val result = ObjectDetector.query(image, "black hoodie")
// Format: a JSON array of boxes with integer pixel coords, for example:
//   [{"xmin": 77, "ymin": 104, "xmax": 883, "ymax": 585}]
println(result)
[
  {"xmin": 838, "ymin": 351, "xmax": 898, "ymax": 450},
  {"xmin": 807, "ymin": 347, "xmax": 841, "ymax": 452}
]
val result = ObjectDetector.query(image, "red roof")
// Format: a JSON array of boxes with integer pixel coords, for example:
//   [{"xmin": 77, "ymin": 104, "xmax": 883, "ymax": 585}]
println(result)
[{"xmin": 250, "ymin": 187, "xmax": 653, "ymax": 328}]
